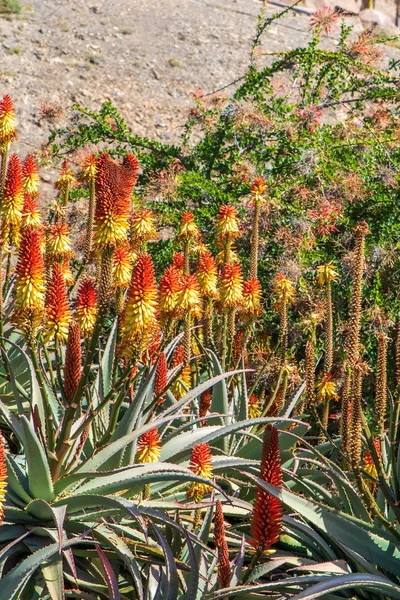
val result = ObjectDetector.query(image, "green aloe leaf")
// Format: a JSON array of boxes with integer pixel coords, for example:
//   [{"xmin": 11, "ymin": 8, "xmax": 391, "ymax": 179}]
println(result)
[
  {"xmin": 242, "ymin": 472, "xmax": 400, "ymax": 577},
  {"xmin": 161, "ymin": 418, "xmax": 299, "ymax": 462},
  {"xmin": 5, "ymin": 455, "xmax": 33, "ymax": 505},
  {"xmin": 151, "ymin": 522, "xmax": 179, "ymax": 600},
  {"xmin": 20, "ymin": 416, "xmax": 55, "ymax": 502},
  {"xmin": 0, "ymin": 539, "xmax": 83, "ymax": 599},
  {"xmin": 290, "ymin": 573, "xmax": 400, "ymax": 599},
  {"xmin": 72, "ymin": 463, "xmax": 222, "ymax": 497},
  {"xmin": 41, "ymin": 559, "xmax": 64, "ymax": 600}
]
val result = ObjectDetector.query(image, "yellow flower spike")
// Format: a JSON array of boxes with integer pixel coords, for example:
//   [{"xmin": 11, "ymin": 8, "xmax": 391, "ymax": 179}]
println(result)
[{"xmin": 316, "ymin": 261, "xmax": 339, "ymax": 286}]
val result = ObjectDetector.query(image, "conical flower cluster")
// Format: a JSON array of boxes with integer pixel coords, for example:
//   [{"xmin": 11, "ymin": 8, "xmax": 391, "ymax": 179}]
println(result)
[
  {"xmin": 214, "ymin": 500, "xmax": 231, "ymax": 589},
  {"xmin": 44, "ymin": 263, "xmax": 71, "ymax": 343},
  {"xmin": 171, "ymin": 345, "xmax": 191, "ymax": 400},
  {"xmin": 219, "ymin": 263, "xmax": 243, "ymax": 309},
  {"xmin": 0, "ymin": 94, "xmax": 17, "ymax": 149},
  {"xmin": 55, "ymin": 159, "xmax": 76, "ymax": 192},
  {"xmin": 131, "ymin": 209, "xmax": 157, "ymax": 243},
  {"xmin": 75, "ymin": 279, "xmax": 97, "ymax": 338},
  {"xmin": 242, "ymin": 278, "xmax": 262, "ymax": 318},
  {"xmin": 197, "ymin": 250, "xmax": 217, "ymax": 297},
  {"xmin": 216, "ymin": 204, "xmax": 241, "ymax": 241},
  {"xmin": 177, "ymin": 211, "xmax": 200, "ymax": 241},
  {"xmin": 2, "ymin": 153, "xmax": 24, "ymax": 242},
  {"xmin": 177, "ymin": 274, "xmax": 201, "ymax": 314},
  {"xmin": 187, "ymin": 442, "xmax": 213, "ymax": 502},
  {"xmin": 136, "ymin": 428, "xmax": 161, "ymax": 463},
  {"xmin": 47, "ymin": 223, "xmax": 73, "ymax": 263},
  {"xmin": 154, "ymin": 352, "xmax": 168, "ymax": 406},
  {"xmin": 250, "ymin": 425, "xmax": 282, "ymax": 552},
  {"xmin": 94, "ymin": 153, "xmax": 139, "ymax": 248},
  {"xmin": 113, "ymin": 245, "xmax": 133, "ymax": 288},
  {"xmin": 64, "ymin": 321, "xmax": 82, "ymax": 405},
  {"xmin": 21, "ymin": 194, "xmax": 42, "ymax": 230},
  {"xmin": 120, "ymin": 253, "xmax": 158, "ymax": 349},
  {"xmin": 22, "ymin": 155, "xmax": 40, "ymax": 196},
  {"xmin": 159, "ymin": 266, "xmax": 180, "ymax": 321},
  {"xmin": 14, "ymin": 226, "xmax": 46, "ymax": 320}
]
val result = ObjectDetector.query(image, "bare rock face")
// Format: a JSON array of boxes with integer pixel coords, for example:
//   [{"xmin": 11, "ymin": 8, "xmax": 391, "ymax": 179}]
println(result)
[{"xmin": 359, "ymin": 8, "xmax": 398, "ymax": 34}]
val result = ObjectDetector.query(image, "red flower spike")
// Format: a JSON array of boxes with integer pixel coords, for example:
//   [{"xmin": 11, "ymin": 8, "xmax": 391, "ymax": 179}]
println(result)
[
  {"xmin": 171, "ymin": 345, "xmax": 185, "ymax": 367},
  {"xmin": 214, "ymin": 500, "xmax": 231, "ymax": 589},
  {"xmin": 120, "ymin": 252, "xmax": 158, "ymax": 340},
  {"xmin": 94, "ymin": 153, "xmax": 139, "ymax": 248},
  {"xmin": 199, "ymin": 389, "xmax": 212, "ymax": 425},
  {"xmin": 15, "ymin": 226, "xmax": 46, "ymax": 311},
  {"xmin": 249, "ymin": 425, "xmax": 282, "ymax": 552},
  {"xmin": 187, "ymin": 442, "xmax": 213, "ymax": 502},
  {"xmin": 159, "ymin": 265, "xmax": 180, "ymax": 318},
  {"xmin": 2, "ymin": 153, "xmax": 24, "ymax": 227},
  {"xmin": 22, "ymin": 155, "xmax": 40, "ymax": 195},
  {"xmin": 136, "ymin": 428, "xmax": 161, "ymax": 463},
  {"xmin": 44, "ymin": 263, "xmax": 71, "ymax": 343},
  {"xmin": 0, "ymin": 94, "xmax": 17, "ymax": 148},
  {"xmin": 64, "ymin": 321, "xmax": 82, "ymax": 406},
  {"xmin": 172, "ymin": 251, "xmax": 185, "ymax": 273},
  {"xmin": 75, "ymin": 279, "xmax": 97, "ymax": 338},
  {"xmin": 22, "ymin": 194, "xmax": 42, "ymax": 230},
  {"xmin": 154, "ymin": 352, "xmax": 168, "ymax": 406},
  {"xmin": 197, "ymin": 250, "xmax": 217, "ymax": 297}
]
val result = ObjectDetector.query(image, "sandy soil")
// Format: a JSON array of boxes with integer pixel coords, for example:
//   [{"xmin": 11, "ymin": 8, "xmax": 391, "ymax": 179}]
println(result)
[{"xmin": 0, "ymin": 0, "xmax": 398, "ymax": 179}]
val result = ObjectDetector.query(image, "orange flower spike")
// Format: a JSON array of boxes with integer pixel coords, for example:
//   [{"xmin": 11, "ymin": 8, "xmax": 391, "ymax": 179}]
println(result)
[
  {"xmin": 47, "ymin": 223, "xmax": 74, "ymax": 262},
  {"xmin": 15, "ymin": 227, "xmax": 46, "ymax": 311},
  {"xmin": 136, "ymin": 428, "xmax": 161, "ymax": 464},
  {"xmin": 250, "ymin": 176, "xmax": 267, "ymax": 198},
  {"xmin": 0, "ymin": 433, "xmax": 7, "ymax": 525},
  {"xmin": 219, "ymin": 263, "xmax": 243, "ymax": 309},
  {"xmin": 214, "ymin": 500, "xmax": 231, "ymax": 589},
  {"xmin": 154, "ymin": 352, "xmax": 168, "ymax": 406},
  {"xmin": 178, "ymin": 211, "xmax": 200, "ymax": 241},
  {"xmin": 197, "ymin": 250, "xmax": 217, "ymax": 297},
  {"xmin": 22, "ymin": 155, "xmax": 40, "ymax": 196},
  {"xmin": 187, "ymin": 442, "xmax": 213, "ymax": 502},
  {"xmin": 159, "ymin": 266, "xmax": 180, "ymax": 318},
  {"xmin": 81, "ymin": 153, "xmax": 97, "ymax": 180},
  {"xmin": 21, "ymin": 194, "xmax": 42, "ymax": 230},
  {"xmin": 177, "ymin": 274, "xmax": 201, "ymax": 313},
  {"xmin": 363, "ymin": 438, "xmax": 381, "ymax": 490},
  {"xmin": 216, "ymin": 204, "xmax": 241, "ymax": 240},
  {"xmin": 60, "ymin": 259, "xmax": 75, "ymax": 286},
  {"xmin": 44, "ymin": 263, "xmax": 71, "ymax": 343},
  {"xmin": 171, "ymin": 344, "xmax": 191, "ymax": 399},
  {"xmin": 172, "ymin": 251, "xmax": 185, "ymax": 274},
  {"xmin": 2, "ymin": 153, "xmax": 24, "ymax": 227},
  {"xmin": 199, "ymin": 389, "xmax": 212, "ymax": 425},
  {"xmin": 55, "ymin": 159, "xmax": 77, "ymax": 191},
  {"xmin": 75, "ymin": 279, "xmax": 97, "ymax": 338},
  {"xmin": 250, "ymin": 425, "xmax": 282, "ymax": 553},
  {"xmin": 0, "ymin": 94, "xmax": 17, "ymax": 149},
  {"xmin": 94, "ymin": 153, "xmax": 139, "ymax": 249},
  {"xmin": 64, "ymin": 321, "xmax": 82, "ymax": 406},
  {"xmin": 131, "ymin": 208, "xmax": 157, "ymax": 241},
  {"xmin": 113, "ymin": 245, "xmax": 132, "ymax": 288},
  {"xmin": 272, "ymin": 273, "xmax": 296, "ymax": 306},
  {"xmin": 242, "ymin": 278, "xmax": 262, "ymax": 318},
  {"xmin": 120, "ymin": 252, "xmax": 158, "ymax": 339},
  {"xmin": 248, "ymin": 393, "xmax": 261, "ymax": 419}
]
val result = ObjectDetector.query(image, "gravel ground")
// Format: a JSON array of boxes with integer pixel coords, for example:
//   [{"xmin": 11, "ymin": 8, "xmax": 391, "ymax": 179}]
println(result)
[{"xmin": 0, "ymin": 0, "xmax": 398, "ymax": 186}]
